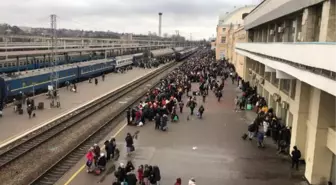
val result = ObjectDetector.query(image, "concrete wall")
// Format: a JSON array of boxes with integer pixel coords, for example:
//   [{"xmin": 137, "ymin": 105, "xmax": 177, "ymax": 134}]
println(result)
[
  {"xmin": 232, "ymin": 28, "xmax": 248, "ymax": 78},
  {"xmin": 215, "ymin": 25, "xmax": 229, "ymax": 60}
]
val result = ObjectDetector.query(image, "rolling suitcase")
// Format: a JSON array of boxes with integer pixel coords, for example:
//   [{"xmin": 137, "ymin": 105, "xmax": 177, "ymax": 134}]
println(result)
[{"xmin": 18, "ymin": 109, "xmax": 24, "ymax": 115}]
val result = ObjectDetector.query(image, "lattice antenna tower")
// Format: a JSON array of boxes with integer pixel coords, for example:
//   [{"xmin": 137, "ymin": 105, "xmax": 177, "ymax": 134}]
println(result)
[{"xmin": 50, "ymin": 14, "xmax": 58, "ymax": 94}]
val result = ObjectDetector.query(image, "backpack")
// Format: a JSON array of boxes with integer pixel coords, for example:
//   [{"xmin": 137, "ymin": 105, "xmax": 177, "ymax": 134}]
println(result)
[{"xmin": 297, "ymin": 150, "xmax": 301, "ymax": 158}]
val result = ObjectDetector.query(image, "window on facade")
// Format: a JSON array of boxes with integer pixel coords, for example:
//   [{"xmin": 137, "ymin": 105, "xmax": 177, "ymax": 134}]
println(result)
[
  {"xmin": 221, "ymin": 37, "xmax": 226, "ymax": 43},
  {"xmin": 222, "ymin": 28, "xmax": 226, "ymax": 32},
  {"xmin": 260, "ymin": 64, "xmax": 265, "ymax": 76},
  {"xmin": 280, "ymin": 107, "xmax": 288, "ymax": 124},
  {"xmin": 264, "ymin": 72, "xmax": 271, "ymax": 81},
  {"xmin": 271, "ymin": 72, "xmax": 279, "ymax": 87},
  {"xmin": 290, "ymin": 79, "xmax": 296, "ymax": 100},
  {"xmin": 280, "ymin": 79, "xmax": 290, "ymax": 94}
]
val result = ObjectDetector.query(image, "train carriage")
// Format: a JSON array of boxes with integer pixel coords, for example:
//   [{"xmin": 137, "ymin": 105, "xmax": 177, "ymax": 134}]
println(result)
[
  {"xmin": 175, "ymin": 47, "xmax": 198, "ymax": 61},
  {"xmin": 2, "ymin": 48, "xmax": 191, "ymax": 101},
  {"xmin": 78, "ymin": 58, "xmax": 116, "ymax": 79},
  {"xmin": 115, "ymin": 54, "xmax": 134, "ymax": 68},
  {"xmin": 5, "ymin": 65, "xmax": 79, "ymax": 97}
]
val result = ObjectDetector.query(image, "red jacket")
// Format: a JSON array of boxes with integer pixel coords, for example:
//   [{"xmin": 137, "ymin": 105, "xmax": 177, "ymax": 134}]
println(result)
[
  {"xmin": 86, "ymin": 151, "xmax": 94, "ymax": 161},
  {"xmin": 137, "ymin": 169, "xmax": 144, "ymax": 180}
]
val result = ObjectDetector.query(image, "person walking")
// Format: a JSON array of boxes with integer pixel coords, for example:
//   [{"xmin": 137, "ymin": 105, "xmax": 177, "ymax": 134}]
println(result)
[
  {"xmin": 198, "ymin": 105, "xmax": 204, "ymax": 119},
  {"xmin": 126, "ymin": 108, "xmax": 131, "ymax": 125},
  {"xmin": 125, "ymin": 133, "xmax": 134, "ymax": 156},
  {"xmin": 291, "ymin": 146, "xmax": 301, "ymax": 170}
]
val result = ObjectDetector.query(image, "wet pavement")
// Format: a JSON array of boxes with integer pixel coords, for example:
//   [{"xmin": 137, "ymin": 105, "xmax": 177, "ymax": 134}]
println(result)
[{"xmin": 61, "ymin": 80, "xmax": 306, "ymax": 185}]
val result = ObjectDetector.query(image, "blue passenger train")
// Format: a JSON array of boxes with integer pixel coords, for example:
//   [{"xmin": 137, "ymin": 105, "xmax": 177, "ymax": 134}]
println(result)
[
  {"xmin": 0, "ymin": 53, "xmax": 105, "ymax": 74},
  {"xmin": 0, "ymin": 47, "xmax": 198, "ymax": 107}
]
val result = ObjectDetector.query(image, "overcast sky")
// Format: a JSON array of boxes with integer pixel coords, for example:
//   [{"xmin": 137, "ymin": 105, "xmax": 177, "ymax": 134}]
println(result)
[{"xmin": 1, "ymin": 0, "xmax": 259, "ymax": 40}]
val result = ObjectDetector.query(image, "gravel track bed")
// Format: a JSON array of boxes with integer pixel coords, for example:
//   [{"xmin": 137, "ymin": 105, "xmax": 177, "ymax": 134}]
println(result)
[{"xmin": 0, "ymin": 63, "xmax": 181, "ymax": 185}]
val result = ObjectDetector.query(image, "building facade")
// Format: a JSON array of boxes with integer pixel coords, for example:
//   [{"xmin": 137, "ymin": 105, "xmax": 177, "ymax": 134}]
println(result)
[
  {"xmin": 231, "ymin": 27, "xmax": 248, "ymax": 78},
  {"xmin": 215, "ymin": 5, "xmax": 255, "ymax": 60},
  {"xmin": 234, "ymin": 0, "xmax": 336, "ymax": 184}
]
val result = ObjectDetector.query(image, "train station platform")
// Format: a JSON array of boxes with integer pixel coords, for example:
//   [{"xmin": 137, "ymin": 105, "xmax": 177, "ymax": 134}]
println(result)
[
  {"xmin": 0, "ymin": 67, "xmax": 159, "ymax": 146},
  {"xmin": 56, "ymin": 81, "xmax": 305, "ymax": 185}
]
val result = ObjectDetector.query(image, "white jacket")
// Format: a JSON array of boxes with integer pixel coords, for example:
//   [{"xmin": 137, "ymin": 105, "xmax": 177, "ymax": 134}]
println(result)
[{"xmin": 188, "ymin": 180, "xmax": 196, "ymax": 185}]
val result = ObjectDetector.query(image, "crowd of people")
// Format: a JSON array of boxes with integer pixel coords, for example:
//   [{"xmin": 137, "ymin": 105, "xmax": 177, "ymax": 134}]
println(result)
[
  {"xmin": 238, "ymin": 74, "xmax": 301, "ymax": 170},
  {"xmin": 84, "ymin": 49, "xmax": 253, "ymax": 184},
  {"xmin": 115, "ymin": 49, "xmax": 242, "ymax": 185},
  {"xmin": 113, "ymin": 161, "xmax": 161, "ymax": 185}
]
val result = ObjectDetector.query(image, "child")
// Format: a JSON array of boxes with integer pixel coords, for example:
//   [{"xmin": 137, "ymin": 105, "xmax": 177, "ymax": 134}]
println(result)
[
  {"xmin": 86, "ymin": 147, "xmax": 94, "ymax": 173},
  {"xmin": 137, "ymin": 165, "xmax": 144, "ymax": 185}
]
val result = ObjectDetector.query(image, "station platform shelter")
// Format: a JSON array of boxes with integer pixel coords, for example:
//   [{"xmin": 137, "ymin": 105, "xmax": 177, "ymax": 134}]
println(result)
[
  {"xmin": 235, "ymin": 44, "xmax": 336, "ymax": 184},
  {"xmin": 0, "ymin": 67, "xmax": 157, "ymax": 148},
  {"xmin": 56, "ymin": 81, "xmax": 306, "ymax": 185}
]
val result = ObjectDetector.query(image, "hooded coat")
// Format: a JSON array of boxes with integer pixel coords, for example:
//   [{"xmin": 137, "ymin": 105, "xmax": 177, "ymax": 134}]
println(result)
[{"xmin": 125, "ymin": 171, "xmax": 137, "ymax": 185}]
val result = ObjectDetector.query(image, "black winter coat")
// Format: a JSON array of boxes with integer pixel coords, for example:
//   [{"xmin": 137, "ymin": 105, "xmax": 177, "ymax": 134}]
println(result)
[{"xmin": 126, "ymin": 173, "xmax": 137, "ymax": 185}]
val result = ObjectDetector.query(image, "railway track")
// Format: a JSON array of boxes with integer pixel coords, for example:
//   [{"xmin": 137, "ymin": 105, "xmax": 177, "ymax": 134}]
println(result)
[{"xmin": 0, "ymin": 56, "xmax": 192, "ymax": 185}]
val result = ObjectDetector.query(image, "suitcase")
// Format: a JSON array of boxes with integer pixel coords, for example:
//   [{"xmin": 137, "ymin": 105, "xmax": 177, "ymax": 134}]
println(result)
[
  {"xmin": 18, "ymin": 109, "xmax": 24, "ymax": 115},
  {"xmin": 241, "ymin": 133, "xmax": 248, "ymax": 140},
  {"xmin": 94, "ymin": 169, "xmax": 101, "ymax": 175},
  {"xmin": 38, "ymin": 102, "xmax": 44, "ymax": 110}
]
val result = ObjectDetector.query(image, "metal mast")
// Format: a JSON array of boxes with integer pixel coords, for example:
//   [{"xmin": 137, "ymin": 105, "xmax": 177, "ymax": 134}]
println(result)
[
  {"xmin": 50, "ymin": 14, "xmax": 59, "ymax": 104},
  {"xmin": 158, "ymin": 12, "xmax": 162, "ymax": 37}
]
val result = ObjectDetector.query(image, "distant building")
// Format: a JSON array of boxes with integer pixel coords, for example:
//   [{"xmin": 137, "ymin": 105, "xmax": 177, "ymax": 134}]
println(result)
[
  {"xmin": 19, "ymin": 26, "xmax": 32, "ymax": 34},
  {"xmin": 120, "ymin": 33, "xmax": 132, "ymax": 40},
  {"xmin": 215, "ymin": 5, "xmax": 255, "ymax": 60}
]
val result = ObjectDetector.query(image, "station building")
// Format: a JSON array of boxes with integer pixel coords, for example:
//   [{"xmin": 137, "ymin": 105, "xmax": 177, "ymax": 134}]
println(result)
[
  {"xmin": 230, "ymin": 0, "xmax": 336, "ymax": 184},
  {"xmin": 215, "ymin": 5, "xmax": 255, "ymax": 60}
]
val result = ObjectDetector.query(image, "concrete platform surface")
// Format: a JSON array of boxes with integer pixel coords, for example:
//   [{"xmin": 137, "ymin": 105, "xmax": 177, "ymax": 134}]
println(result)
[
  {"xmin": 0, "ymin": 67, "xmax": 156, "ymax": 144},
  {"xmin": 57, "ymin": 81, "xmax": 304, "ymax": 185}
]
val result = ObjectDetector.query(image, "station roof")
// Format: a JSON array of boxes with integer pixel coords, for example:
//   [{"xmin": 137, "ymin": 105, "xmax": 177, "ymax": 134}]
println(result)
[
  {"xmin": 115, "ymin": 54, "xmax": 136, "ymax": 60},
  {"xmin": 244, "ymin": 0, "xmax": 324, "ymax": 30},
  {"xmin": 0, "ymin": 45, "xmax": 167, "ymax": 57}
]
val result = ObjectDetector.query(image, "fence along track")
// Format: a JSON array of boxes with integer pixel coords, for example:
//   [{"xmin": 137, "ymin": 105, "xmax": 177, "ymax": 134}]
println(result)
[
  {"xmin": 29, "ymin": 61, "xmax": 183, "ymax": 185},
  {"xmin": 0, "ymin": 62, "xmax": 175, "ymax": 170}
]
